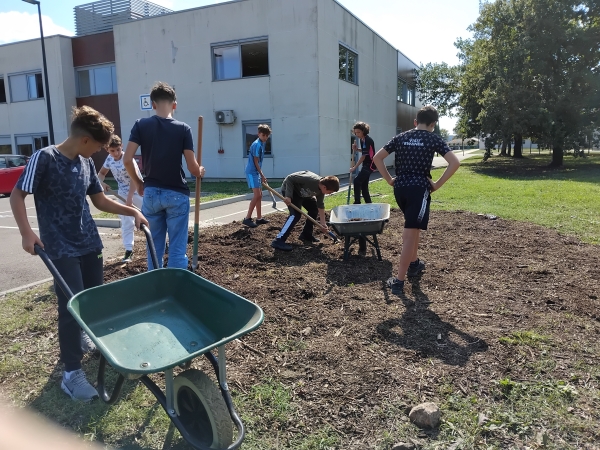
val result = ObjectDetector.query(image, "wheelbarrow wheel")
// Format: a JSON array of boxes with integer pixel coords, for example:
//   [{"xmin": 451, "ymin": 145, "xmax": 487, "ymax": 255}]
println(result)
[{"xmin": 173, "ymin": 369, "xmax": 233, "ymax": 449}]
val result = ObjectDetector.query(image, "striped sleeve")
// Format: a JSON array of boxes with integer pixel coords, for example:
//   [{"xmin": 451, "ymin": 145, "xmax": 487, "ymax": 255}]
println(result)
[{"xmin": 16, "ymin": 150, "xmax": 48, "ymax": 194}]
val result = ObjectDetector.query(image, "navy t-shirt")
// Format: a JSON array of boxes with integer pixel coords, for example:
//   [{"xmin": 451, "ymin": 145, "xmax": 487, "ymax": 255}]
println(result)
[
  {"xmin": 16, "ymin": 146, "xmax": 103, "ymax": 260},
  {"xmin": 129, "ymin": 116, "xmax": 194, "ymax": 195},
  {"xmin": 383, "ymin": 129, "xmax": 451, "ymax": 189}
]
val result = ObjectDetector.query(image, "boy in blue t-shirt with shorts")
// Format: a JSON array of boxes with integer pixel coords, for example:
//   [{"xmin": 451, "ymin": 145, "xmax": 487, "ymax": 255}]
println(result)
[
  {"xmin": 372, "ymin": 106, "xmax": 460, "ymax": 295},
  {"xmin": 11, "ymin": 106, "xmax": 148, "ymax": 401},
  {"xmin": 243, "ymin": 124, "xmax": 272, "ymax": 228}
]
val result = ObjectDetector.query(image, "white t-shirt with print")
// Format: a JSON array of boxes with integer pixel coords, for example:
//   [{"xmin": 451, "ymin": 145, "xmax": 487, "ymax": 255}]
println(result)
[{"xmin": 102, "ymin": 155, "xmax": 142, "ymax": 196}]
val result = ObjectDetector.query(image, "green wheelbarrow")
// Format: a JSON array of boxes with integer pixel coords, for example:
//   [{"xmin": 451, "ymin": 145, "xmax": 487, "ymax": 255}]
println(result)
[{"xmin": 35, "ymin": 225, "xmax": 264, "ymax": 450}]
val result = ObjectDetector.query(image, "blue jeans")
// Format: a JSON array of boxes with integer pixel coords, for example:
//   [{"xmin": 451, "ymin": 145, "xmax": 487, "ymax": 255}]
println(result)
[{"xmin": 142, "ymin": 187, "xmax": 190, "ymax": 269}]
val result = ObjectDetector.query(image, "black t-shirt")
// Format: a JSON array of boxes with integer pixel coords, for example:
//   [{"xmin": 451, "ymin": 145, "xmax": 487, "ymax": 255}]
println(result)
[
  {"xmin": 359, "ymin": 135, "xmax": 376, "ymax": 172},
  {"xmin": 383, "ymin": 129, "xmax": 451, "ymax": 189},
  {"xmin": 129, "ymin": 116, "xmax": 194, "ymax": 195},
  {"xmin": 16, "ymin": 146, "xmax": 103, "ymax": 260}
]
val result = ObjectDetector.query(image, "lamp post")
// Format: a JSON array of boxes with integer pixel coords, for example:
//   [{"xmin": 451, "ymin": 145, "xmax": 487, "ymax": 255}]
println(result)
[{"xmin": 22, "ymin": 0, "xmax": 54, "ymax": 145}]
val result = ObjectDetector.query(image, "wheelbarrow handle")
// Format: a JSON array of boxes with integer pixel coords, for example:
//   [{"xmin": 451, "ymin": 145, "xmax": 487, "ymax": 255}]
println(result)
[
  {"xmin": 140, "ymin": 224, "xmax": 160, "ymax": 270},
  {"xmin": 34, "ymin": 244, "xmax": 74, "ymax": 299},
  {"xmin": 262, "ymin": 182, "xmax": 339, "ymax": 243}
]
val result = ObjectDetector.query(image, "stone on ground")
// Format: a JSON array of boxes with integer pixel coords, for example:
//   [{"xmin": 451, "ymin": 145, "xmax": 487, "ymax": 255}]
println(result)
[{"xmin": 408, "ymin": 402, "xmax": 441, "ymax": 429}]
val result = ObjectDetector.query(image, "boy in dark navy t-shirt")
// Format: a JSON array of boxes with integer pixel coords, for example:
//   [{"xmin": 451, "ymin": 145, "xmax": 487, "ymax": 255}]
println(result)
[
  {"xmin": 124, "ymin": 82, "xmax": 205, "ymax": 270},
  {"xmin": 11, "ymin": 106, "xmax": 148, "ymax": 401},
  {"xmin": 372, "ymin": 106, "xmax": 460, "ymax": 295}
]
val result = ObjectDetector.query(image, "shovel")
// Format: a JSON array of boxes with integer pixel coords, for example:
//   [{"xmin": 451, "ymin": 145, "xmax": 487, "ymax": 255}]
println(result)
[{"xmin": 262, "ymin": 182, "xmax": 339, "ymax": 243}]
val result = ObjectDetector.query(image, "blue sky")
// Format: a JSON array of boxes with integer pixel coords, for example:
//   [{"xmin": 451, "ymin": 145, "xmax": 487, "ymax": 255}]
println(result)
[{"xmin": 0, "ymin": 0, "xmax": 480, "ymax": 131}]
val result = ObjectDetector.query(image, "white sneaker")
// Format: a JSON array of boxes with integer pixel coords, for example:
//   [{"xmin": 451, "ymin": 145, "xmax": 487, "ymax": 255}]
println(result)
[
  {"xmin": 81, "ymin": 330, "xmax": 97, "ymax": 354},
  {"xmin": 61, "ymin": 369, "xmax": 98, "ymax": 402}
]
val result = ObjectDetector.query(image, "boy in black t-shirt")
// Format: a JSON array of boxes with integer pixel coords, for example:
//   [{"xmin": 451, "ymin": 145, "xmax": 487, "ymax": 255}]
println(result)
[
  {"xmin": 124, "ymin": 82, "xmax": 205, "ymax": 269},
  {"xmin": 372, "ymin": 106, "xmax": 460, "ymax": 295},
  {"xmin": 11, "ymin": 106, "xmax": 148, "ymax": 401},
  {"xmin": 350, "ymin": 121, "xmax": 376, "ymax": 205}
]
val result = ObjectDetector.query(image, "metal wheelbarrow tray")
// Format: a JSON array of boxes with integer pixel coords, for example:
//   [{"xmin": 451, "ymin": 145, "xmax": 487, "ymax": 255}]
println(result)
[
  {"xmin": 36, "ymin": 225, "xmax": 263, "ymax": 450},
  {"xmin": 329, "ymin": 203, "xmax": 390, "ymax": 261}
]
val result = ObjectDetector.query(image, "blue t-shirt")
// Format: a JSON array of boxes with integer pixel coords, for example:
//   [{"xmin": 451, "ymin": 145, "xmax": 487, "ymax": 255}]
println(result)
[
  {"xmin": 383, "ymin": 129, "xmax": 451, "ymax": 189},
  {"xmin": 16, "ymin": 146, "xmax": 103, "ymax": 260},
  {"xmin": 129, "ymin": 116, "xmax": 194, "ymax": 195},
  {"xmin": 245, "ymin": 138, "xmax": 265, "ymax": 175}
]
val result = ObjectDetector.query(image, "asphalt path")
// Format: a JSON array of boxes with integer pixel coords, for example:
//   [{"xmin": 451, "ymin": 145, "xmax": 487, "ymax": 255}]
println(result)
[{"xmin": 0, "ymin": 195, "xmax": 126, "ymax": 293}]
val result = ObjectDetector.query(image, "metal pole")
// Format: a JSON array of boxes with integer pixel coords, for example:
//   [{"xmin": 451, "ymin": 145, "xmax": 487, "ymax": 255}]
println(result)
[{"xmin": 36, "ymin": 2, "xmax": 55, "ymax": 144}]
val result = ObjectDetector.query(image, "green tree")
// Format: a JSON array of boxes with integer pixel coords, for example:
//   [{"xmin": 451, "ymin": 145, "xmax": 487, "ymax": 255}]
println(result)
[{"xmin": 439, "ymin": 128, "xmax": 450, "ymax": 141}]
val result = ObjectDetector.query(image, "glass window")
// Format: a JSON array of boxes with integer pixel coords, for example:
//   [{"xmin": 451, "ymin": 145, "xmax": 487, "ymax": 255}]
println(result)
[
  {"xmin": 241, "ymin": 41, "xmax": 269, "ymax": 77},
  {"xmin": 33, "ymin": 136, "xmax": 49, "ymax": 151},
  {"xmin": 94, "ymin": 67, "xmax": 113, "ymax": 95},
  {"xmin": 212, "ymin": 39, "xmax": 269, "ymax": 81},
  {"xmin": 16, "ymin": 136, "xmax": 33, "ymax": 156},
  {"xmin": 27, "ymin": 73, "xmax": 44, "ymax": 99},
  {"xmin": 0, "ymin": 136, "xmax": 11, "ymax": 154},
  {"xmin": 9, "ymin": 74, "xmax": 28, "ymax": 102},
  {"xmin": 0, "ymin": 157, "xmax": 6, "ymax": 169},
  {"xmin": 0, "ymin": 79, "xmax": 6, "ymax": 103},
  {"xmin": 243, "ymin": 121, "xmax": 272, "ymax": 156},
  {"xmin": 78, "ymin": 70, "xmax": 92, "ymax": 97},
  {"xmin": 213, "ymin": 46, "xmax": 241, "ymax": 80},
  {"xmin": 76, "ymin": 64, "xmax": 117, "ymax": 97},
  {"xmin": 7, "ymin": 155, "xmax": 28, "ymax": 167},
  {"xmin": 339, "ymin": 45, "xmax": 358, "ymax": 84}
]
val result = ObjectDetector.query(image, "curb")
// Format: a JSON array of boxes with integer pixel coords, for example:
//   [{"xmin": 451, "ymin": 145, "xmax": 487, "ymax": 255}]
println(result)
[{"xmin": 0, "ymin": 277, "xmax": 53, "ymax": 297}]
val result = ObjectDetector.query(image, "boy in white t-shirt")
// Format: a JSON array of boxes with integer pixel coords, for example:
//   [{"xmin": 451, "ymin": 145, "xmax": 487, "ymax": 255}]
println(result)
[{"xmin": 98, "ymin": 135, "xmax": 143, "ymax": 262}]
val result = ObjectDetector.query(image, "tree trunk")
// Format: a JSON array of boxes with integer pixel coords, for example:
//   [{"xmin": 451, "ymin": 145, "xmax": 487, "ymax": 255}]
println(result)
[
  {"xmin": 507, "ymin": 139, "xmax": 512, "ymax": 156},
  {"xmin": 550, "ymin": 142, "xmax": 563, "ymax": 167},
  {"xmin": 513, "ymin": 134, "xmax": 523, "ymax": 158},
  {"xmin": 500, "ymin": 139, "xmax": 507, "ymax": 156}
]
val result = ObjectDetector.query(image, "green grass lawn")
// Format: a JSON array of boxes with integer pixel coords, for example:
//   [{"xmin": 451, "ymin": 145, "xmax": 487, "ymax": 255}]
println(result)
[{"xmin": 325, "ymin": 154, "xmax": 600, "ymax": 244}]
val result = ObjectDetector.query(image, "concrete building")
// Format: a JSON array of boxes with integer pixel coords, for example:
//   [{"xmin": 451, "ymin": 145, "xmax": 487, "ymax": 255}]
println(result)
[{"xmin": 0, "ymin": 0, "xmax": 421, "ymax": 178}]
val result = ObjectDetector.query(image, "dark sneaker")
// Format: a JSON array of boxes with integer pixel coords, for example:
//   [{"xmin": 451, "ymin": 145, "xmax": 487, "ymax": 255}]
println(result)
[
  {"xmin": 61, "ymin": 369, "xmax": 98, "ymax": 402},
  {"xmin": 81, "ymin": 330, "xmax": 97, "ymax": 354},
  {"xmin": 256, "ymin": 218, "xmax": 270, "ymax": 225},
  {"xmin": 407, "ymin": 259, "xmax": 426, "ymax": 277},
  {"xmin": 242, "ymin": 218, "xmax": 258, "ymax": 228},
  {"xmin": 298, "ymin": 234, "xmax": 320, "ymax": 243},
  {"xmin": 271, "ymin": 239, "xmax": 293, "ymax": 251},
  {"xmin": 387, "ymin": 277, "xmax": 405, "ymax": 295},
  {"xmin": 122, "ymin": 250, "xmax": 133, "ymax": 263}
]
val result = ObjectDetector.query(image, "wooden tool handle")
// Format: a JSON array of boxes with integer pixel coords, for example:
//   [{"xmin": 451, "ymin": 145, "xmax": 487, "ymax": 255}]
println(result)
[{"xmin": 262, "ymin": 182, "xmax": 327, "ymax": 232}]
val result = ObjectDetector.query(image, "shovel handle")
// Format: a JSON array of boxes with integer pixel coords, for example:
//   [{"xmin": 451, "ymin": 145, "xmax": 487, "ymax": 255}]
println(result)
[{"xmin": 262, "ymin": 182, "xmax": 339, "ymax": 243}]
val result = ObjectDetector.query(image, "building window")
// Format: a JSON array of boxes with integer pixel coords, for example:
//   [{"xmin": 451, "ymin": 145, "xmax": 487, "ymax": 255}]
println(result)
[
  {"xmin": 76, "ymin": 64, "xmax": 117, "ymax": 97},
  {"xmin": 15, "ymin": 134, "xmax": 48, "ymax": 156},
  {"xmin": 9, "ymin": 72, "xmax": 44, "ymax": 102},
  {"xmin": 212, "ymin": 39, "xmax": 269, "ymax": 81},
  {"xmin": 0, "ymin": 136, "xmax": 12, "ymax": 154},
  {"xmin": 339, "ymin": 44, "xmax": 358, "ymax": 84},
  {"xmin": 398, "ymin": 78, "xmax": 416, "ymax": 106},
  {"xmin": 243, "ymin": 121, "xmax": 272, "ymax": 157},
  {"xmin": 0, "ymin": 79, "xmax": 6, "ymax": 103}
]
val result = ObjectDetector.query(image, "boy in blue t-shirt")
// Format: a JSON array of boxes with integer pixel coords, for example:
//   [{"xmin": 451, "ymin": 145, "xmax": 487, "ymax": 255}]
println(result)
[
  {"xmin": 11, "ymin": 106, "xmax": 148, "ymax": 401},
  {"xmin": 372, "ymin": 106, "xmax": 460, "ymax": 295},
  {"xmin": 243, "ymin": 124, "xmax": 272, "ymax": 228},
  {"xmin": 123, "ymin": 82, "xmax": 205, "ymax": 269}
]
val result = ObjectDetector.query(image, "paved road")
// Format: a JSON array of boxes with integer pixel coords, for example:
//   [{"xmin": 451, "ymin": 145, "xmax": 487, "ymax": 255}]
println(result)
[
  {"xmin": 0, "ymin": 195, "xmax": 127, "ymax": 293},
  {"xmin": 0, "ymin": 149, "xmax": 479, "ymax": 293}
]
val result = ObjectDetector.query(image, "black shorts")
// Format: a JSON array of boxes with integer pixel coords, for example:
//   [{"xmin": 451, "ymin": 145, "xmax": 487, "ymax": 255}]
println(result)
[{"xmin": 394, "ymin": 186, "xmax": 431, "ymax": 230}]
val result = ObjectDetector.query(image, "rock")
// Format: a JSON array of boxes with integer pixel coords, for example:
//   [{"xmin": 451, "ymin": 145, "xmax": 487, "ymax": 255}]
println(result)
[
  {"xmin": 300, "ymin": 327, "xmax": 312, "ymax": 336},
  {"xmin": 408, "ymin": 402, "xmax": 441, "ymax": 429},
  {"xmin": 391, "ymin": 443, "xmax": 415, "ymax": 450}
]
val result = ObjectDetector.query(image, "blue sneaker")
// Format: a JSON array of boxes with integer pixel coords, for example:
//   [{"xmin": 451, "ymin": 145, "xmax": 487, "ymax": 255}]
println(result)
[
  {"xmin": 387, "ymin": 277, "xmax": 405, "ymax": 295},
  {"xmin": 407, "ymin": 259, "xmax": 426, "ymax": 277}
]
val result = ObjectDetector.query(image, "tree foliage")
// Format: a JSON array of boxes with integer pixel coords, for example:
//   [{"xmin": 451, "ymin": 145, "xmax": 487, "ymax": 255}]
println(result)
[{"xmin": 417, "ymin": 0, "xmax": 600, "ymax": 166}]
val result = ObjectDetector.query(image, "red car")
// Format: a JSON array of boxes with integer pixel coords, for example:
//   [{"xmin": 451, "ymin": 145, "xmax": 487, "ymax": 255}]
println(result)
[{"xmin": 0, "ymin": 155, "xmax": 29, "ymax": 196}]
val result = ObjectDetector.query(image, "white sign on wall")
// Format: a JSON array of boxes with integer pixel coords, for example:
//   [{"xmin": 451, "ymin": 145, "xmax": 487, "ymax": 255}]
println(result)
[{"xmin": 140, "ymin": 95, "xmax": 152, "ymax": 111}]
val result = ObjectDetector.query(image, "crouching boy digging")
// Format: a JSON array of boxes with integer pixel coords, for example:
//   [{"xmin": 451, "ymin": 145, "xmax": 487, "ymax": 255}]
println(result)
[
  {"xmin": 11, "ymin": 106, "xmax": 148, "ymax": 401},
  {"xmin": 270, "ymin": 171, "xmax": 339, "ymax": 251}
]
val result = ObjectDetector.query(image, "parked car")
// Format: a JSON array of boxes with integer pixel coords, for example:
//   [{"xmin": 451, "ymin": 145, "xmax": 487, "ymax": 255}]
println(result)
[{"xmin": 0, "ymin": 155, "xmax": 29, "ymax": 196}]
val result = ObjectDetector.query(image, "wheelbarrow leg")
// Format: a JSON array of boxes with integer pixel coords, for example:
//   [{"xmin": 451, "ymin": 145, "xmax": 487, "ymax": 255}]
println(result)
[
  {"xmin": 373, "ymin": 234, "xmax": 382, "ymax": 261},
  {"xmin": 164, "ymin": 368, "xmax": 176, "ymax": 417},
  {"xmin": 97, "ymin": 354, "xmax": 125, "ymax": 405},
  {"xmin": 344, "ymin": 236, "xmax": 351, "ymax": 261}
]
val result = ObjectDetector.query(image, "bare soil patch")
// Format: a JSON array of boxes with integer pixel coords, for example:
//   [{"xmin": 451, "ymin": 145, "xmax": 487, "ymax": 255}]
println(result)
[{"xmin": 99, "ymin": 209, "xmax": 600, "ymax": 448}]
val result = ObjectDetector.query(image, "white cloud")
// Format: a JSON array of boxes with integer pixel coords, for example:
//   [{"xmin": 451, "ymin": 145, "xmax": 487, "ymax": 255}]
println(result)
[{"xmin": 0, "ymin": 11, "xmax": 73, "ymax": 45}]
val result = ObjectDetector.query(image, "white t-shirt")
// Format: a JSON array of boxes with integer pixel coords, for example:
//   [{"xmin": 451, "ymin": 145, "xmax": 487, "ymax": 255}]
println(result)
[{"xmin": 102, "ymin": 155, "xmax": 142, "ymax": 196}]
